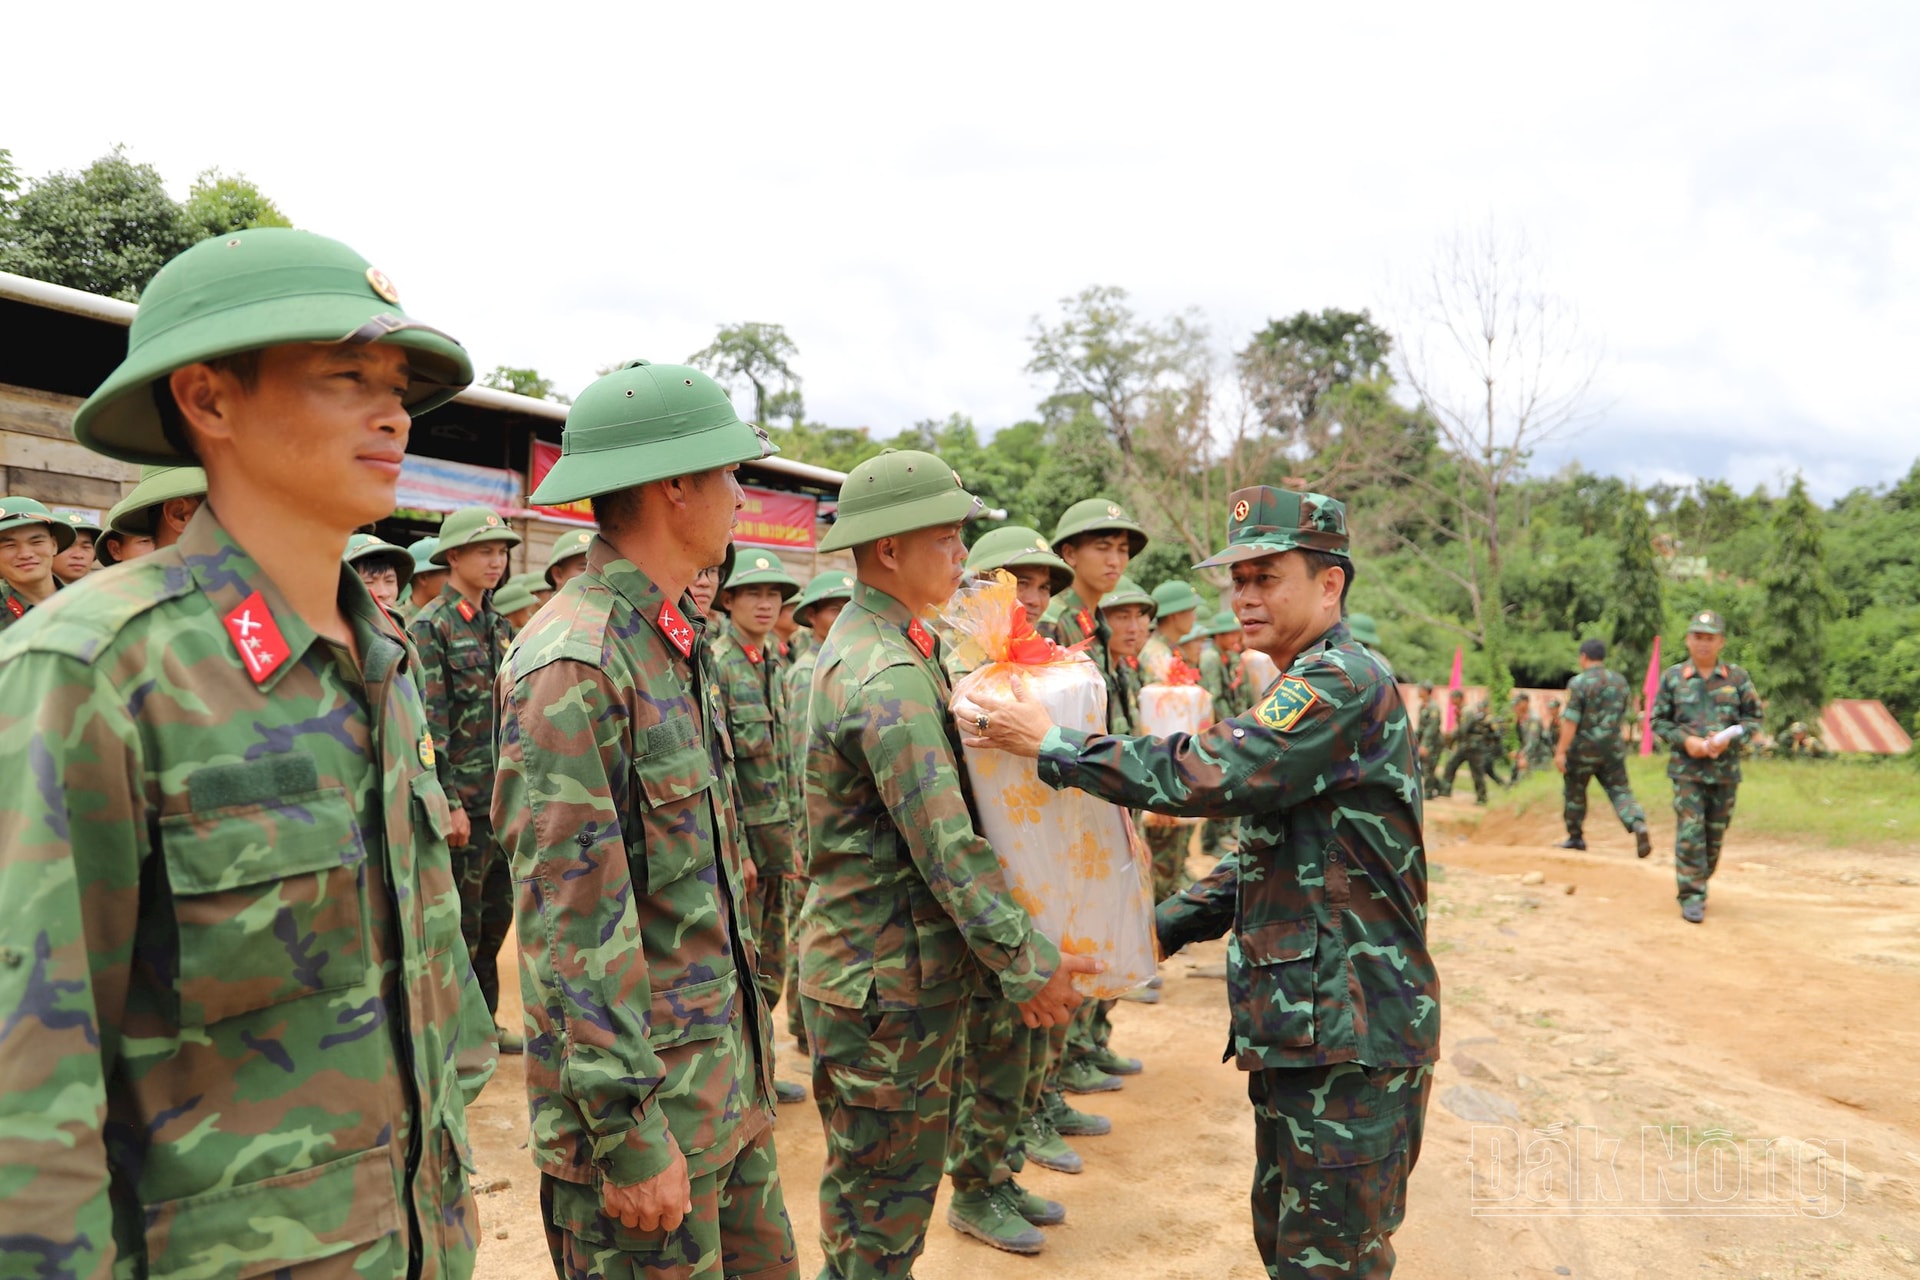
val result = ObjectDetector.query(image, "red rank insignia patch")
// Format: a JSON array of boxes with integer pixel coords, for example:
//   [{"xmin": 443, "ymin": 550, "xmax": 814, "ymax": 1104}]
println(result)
[
  {"xmin": 456, "ymin": 599, "xmax": 476, "ymax": 622},
  {"xmin": 907, "ymin": 619, "xmax": 935, "ymax": 658},
  {"xmin": 1076, "ymin": 608, "xmax": 1095, "ymax": 637},
  {"xmin": 744, "ymin": 643, "xmax": 763, "ymax": 665},
  {"xmin": 658, "ymin": 600, "xmax": 695, "ymax": 658},
  {"xmin": 4, "ymin": 596, "xmax": 21, "ymax": 619},
  {"xmin": 223, "ymin": 591, "xmax": 292, "ymax": 684},
  {"xmin": 1125, "ymin": 655, "xmax": 1139, "ymax": 670}
]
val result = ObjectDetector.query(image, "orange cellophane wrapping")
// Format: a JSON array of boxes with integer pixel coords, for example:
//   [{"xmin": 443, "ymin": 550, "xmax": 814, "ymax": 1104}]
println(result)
[{"xmin": 945, "ymin": 574, "xmax": 1157, "ymax": 998}]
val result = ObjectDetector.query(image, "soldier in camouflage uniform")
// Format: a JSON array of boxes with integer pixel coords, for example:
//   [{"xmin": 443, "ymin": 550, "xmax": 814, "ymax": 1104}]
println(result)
[
  {"xmin": 0, "ymin": 497, "xmax": 75, "ymax": 630},
  {"xmin": 1650, "ymin": 610, "xmax": 1763, "ymax": 923},
  {"xmin": 798, "ymin": 450, "xmax": 1093, "ymax": 1277},
  {"xmin": 544, "ymin": 526, "xmax": 595, "ymax": 591},
  {"xmin": 1441, "ymin": 691, "xmax": 1509, "ymax": 803},
  {"xmin": 400, "ymin": 535, "xmax": 446, "ymax": 623},
  {"xmin": 51, "ymin": 509, "xmax": 101, "ymax": 584},
  {"xmin": 489, "ymin": 575, "xmax": 543, "ymax": 629},
  {"xmin": 410, "ymin": 505, "xmax": 521, "ymax": 1041},
  {"xmin": 963, "ymin": 485, "xmax": 1439, "ymax": 1280},
  {"xmin": 713, "ymin": 549, "xmax": 809, "ymax": 1106},
  {"xmin": 345, "ymin": 531, "xmax": 415, "ymax": 614},
  {"xmin": 0, "ymin": 227, "xmax": 496, "ymax": 1278},
  {"xmin": 494, "ymin": 359, "xmax": 797, "ymax": 1279},
  {"xmin": 93, "ymin": 464, "xmax": 208, "ymax": 568},
  {"xmin": 1554, "ymin": 639, "xmax": 1651, "ymax": 857},
  {"xmin": 1141, "ymin": 579, "xmax": 1203, "ymax": 681},
  {"xmin": 1414, "ymin": 682, "xmax": 1445, "ymax": 799}
]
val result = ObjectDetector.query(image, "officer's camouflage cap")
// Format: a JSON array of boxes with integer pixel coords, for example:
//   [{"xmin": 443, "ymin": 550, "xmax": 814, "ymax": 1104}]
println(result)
[
  {"xmin": 1050, "ymin": 496, "xmax": 1148, "ymax": 556},
  {"xmin": 529, "ymin": 360, "xmax": 776, "ymax": 505},
  {"xmin": 792, "ymin": 570, "xmax": 855, "ymax": 626},
  {"xmin": 1206, "ymin": 607, "xmax": 1242, "ymax": 636},
  {"xmin": 106, "ymin": 466, "xmax": 209, "ymax": 539},
  {"xmin": 489, "ymin": 578, "xmax": 542, "ymax": 616},
  {"xmin": 819, "ymin": 448, "xmax": 982, "ymax": 553},
  {"xmin": 407, "ymin": 536, "xmax": 442, "ymax": 575},
  {"xmin": 722, "ymin": 549, "xmax": 800, "ymax": 601},
  {"xmin": 1347, "ymin": 611, "xmax": 1382, "ymax": 648},
  {"xmin": 543, "ymin": 527, "xmax": 596, "ymax": 586},
  {"xmin": 1197, "ymin": 485, "xmax": 1353, "ymax": 574},
  {"xmin": 431, "ymin": 506, "xmax": 520, "ymax": 563},
  {"xmin": 0, "ymin": 496, "xmax": 77, "ymax": 553},
  {"xmin": 966, "ymin": 524, "xmax": 1072, "ymax": 594},
  {"xmin": 72, "ymin": 227, "xmax": 473, "ymax": 466},
  {"xmin": 1100, "ymin": 575, "xmax": 1157, "ymax": 618},
  {"xmin": 343, "ymin": 532, "xmax": 414, "ymax": 589},
  {"xmin": 1686, "ymin": 609, "xmax": 1726, "ymax": 635},
  {"xmin": 1149, "ymin": 579, "xmax": 1204, "ymax": 617}
]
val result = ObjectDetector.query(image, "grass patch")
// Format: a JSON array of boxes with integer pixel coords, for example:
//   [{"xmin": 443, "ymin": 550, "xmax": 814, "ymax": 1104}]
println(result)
[{"xmin": 1490, "ymin": 753, "xmax": 1920, "ymax": 851}]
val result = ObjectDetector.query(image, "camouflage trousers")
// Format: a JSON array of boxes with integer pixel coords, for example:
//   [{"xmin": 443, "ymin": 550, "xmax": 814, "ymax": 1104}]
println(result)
[
  {"xmin": 1145, "ymin": 822, "xmax": 1192, "ymax": 904},
  {"xmin": 1249, "ymin": 1061, "xmax": 1433, "ymax": 1279},
  {"xmin": 803, "ymin": 996, "xmax": 963, "ymax": 1279},
  {"xmin": 1672, "ymin": 776, "xmax": 1738, "ymax": 907},
  {"xmin": 457, "ymin": 812, "xmax": 513, "ymax": 1015},
  {"xmin": 746, "ymin": 858, "xmax": 790, "ymax": 1018},
  {"xmin": 1417, "ymin": 751, "xmax": 1443, "ymax": 800},
  {"xmin": 540, "ymin": 1121, "xmax": 798, "ymax": 1280},
  {"xmin": 1563, "ymin": 750, "xmax": 1647, "ymax": 839},
  {"xmin": 783, "ymin": 878, "xmax": 807, "ymax": 1044},
  {"xmin": 1441, "ymin": 750, "xmax": 1508, "ymax": 803},
  {"xmin": 1065, "ymin": 996, "xmax": 1115, "ymax": 1062},
  {"xmin": 946, "ymin": 991, "xmax": 1049, "ymax": 1191}
]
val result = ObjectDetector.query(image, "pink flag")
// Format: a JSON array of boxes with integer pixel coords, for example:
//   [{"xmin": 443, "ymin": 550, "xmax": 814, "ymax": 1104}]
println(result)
[
  {"xmin": 1640, "ymin": 635, "xmax": 1662, "ymax": 755},
  {"xmin": 1445, "ymin": 647, "xmax": 1463, "ymax": 734}
]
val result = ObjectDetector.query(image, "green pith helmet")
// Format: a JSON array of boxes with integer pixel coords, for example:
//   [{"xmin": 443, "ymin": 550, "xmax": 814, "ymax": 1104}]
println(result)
[
  {"xmin": 818, "ymin": 449, "xmax": 982, "ymax": 553},
  {"xmin": 1197, "ymin": 486, "xmax": 1352, "ymax": 579},
  {"xmin": 55, "ymin": 510, "xmax": 103, "ymax": 538},
  {"xmin": 792, "ymin": 571, "xmax": 856, "ymax": 627},
  {"xmin": 1207, "ymin": 608, "xmax": 1242, "ymax": 636},
  {"xmin": 1348, "ymin": 612, "xmax": 1382, "ymax": 648},
  {"xmin": 1419, "ymin": 681, "xmax": 1435, "ymax": 694},
  {"xmin": 407, "ymin": 537, "xmax": 442, "ymax": 576},
  {"xmin": 1150, "ymin": 580, "xmax": 1203, "ymax": 617},
  {"xmin": 431, "ymin": 506, "xmax": 520, "ymax": 563},
  {"xmin": 72, "ymin": 228, "xmax": 472, "ymax": 466},
  {"xmin": 507, "ymin": 571, "xmax": 550, "ymax": 597},
  {"xmin": 966, "ymin": 524, "xmax": 1072, "ymax": 594},
  {"xmin": 529, "ymin": 360, "xmax": 776, "ymax": 505},
  {"xmin": 544, "ymin": 527, "xmax": 596, "ymax": 586},
  {"xmin": 1178, "ymin": 621, "xmax": 1210, "ymax": 645},
  {"xmin": 722, "ymin": 549, "xmax": 800, "ymax": 601},
  {"xmin": 344, "ymin": 532, "xmax": 414, "ymax": 590},
  {"xmin": 490, "ymin": 579, "xmax": 541, "ymax": 616},
  {"xmin": 1687, "ymin": 609, "xmax": 1726, "ymax": 635},
  {"xmin": 106, "ymin": 466, "xmax": 209, "ymax": 538},
  {"xmin": 0, "ymin": 497, "xmax": 77, "ymax": 553},
  {"xmin": 1100, "ymin": 576, "xmax": 1157, "ymax": 617},
  {"xmin": 1049, "ymin": 497, "xmax": 1148, "ymax": 556}
]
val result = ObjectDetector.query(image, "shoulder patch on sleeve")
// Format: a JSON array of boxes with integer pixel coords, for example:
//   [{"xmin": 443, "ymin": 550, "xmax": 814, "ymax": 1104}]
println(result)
[{"xmin": 1253, "ymin": 675, "xmax": 1320, "ymax": 732}]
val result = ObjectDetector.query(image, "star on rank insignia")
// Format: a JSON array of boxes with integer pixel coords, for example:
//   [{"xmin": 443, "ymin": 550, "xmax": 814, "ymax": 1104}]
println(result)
[
  {"xmin": 1076, "ymin": 608, "xmax": 1095, "ymax": 638},
  {"xmin": 659, "ymin": 600, "xmax": 696, "ymax": 657},
  {"xmin": 1254, "ymin": 675, "xmax": 1320, "ymax": 733},
  {"xmin": 223, "ymin": 591, "xmax": 292, "ymax": 684},
  {"xmin": 3, "ymin": 595, "xmax": 21, "ymax": 619},
  {"xmin": 907, "ymin": 618, "xmax": 936, "ymax": 659}
]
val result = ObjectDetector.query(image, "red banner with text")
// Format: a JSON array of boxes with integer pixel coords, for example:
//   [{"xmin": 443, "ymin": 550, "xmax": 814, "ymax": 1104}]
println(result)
[
  {"xmin": 527, "ymin": 440, "xmax": 596, "ymax": 525},
  {"xmin": 527, "ymin": 440, "xmax": 818, "ymax": 546}
]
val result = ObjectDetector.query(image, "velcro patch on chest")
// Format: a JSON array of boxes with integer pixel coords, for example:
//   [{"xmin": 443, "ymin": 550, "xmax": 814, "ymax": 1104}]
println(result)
[{"xmin": 1254, "ymin": 676, "xmax": 1320, "ymax": 733}]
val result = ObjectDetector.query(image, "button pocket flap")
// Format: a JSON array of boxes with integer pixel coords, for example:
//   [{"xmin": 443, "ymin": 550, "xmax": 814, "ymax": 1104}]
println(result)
[
  {"xmin": 445, "ymin": 644, "xmax": 488, "ymax": 671},
  {"xmin": 1239, "ymin": 918, "xmax": 1318, "ymax": 967},
  {"xmin": 409, "ymin": 770, "xmax": 454, "ymax": 840},
  {"xmin": 633, "ymin": 740, "xmax": 717, "ymax": 811},
  {"xmin": 161, "ymin": 788, "xmax": 364, "ymax": 896},
  {"xmin": 1315, "ymin": 1103, "xmax": 1405, "ymax": 1169},
  {"xmin": 824, "ymin": 1061, "xmax": 913, "ymax": 1112},
  {"xmin": 647, "ymin": 971, "xmax": 737, "ymax": 1048},
  {"xmin": 731, "ymin": 703, "xmax": 773, "ymax": 726}
]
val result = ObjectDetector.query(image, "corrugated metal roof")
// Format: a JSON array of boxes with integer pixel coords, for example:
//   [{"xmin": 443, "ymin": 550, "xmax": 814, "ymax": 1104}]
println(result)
[{"xmin": 1820, "ymin": 700, "xmax": 1912, "ymax": 755}]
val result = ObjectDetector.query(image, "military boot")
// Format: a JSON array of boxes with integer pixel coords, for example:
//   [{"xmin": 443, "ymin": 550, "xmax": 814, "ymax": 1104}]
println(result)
[
  {"xmin": 1057, "ymin": 1057, "xmax": 1123, "ymax": 1094},
  {"xmin": 1016, "ymin": 1110, "xmax": 1084, "ymax": 1174},
  {"xmin": 1681, "ymin": 901, "xmax": 1705, "ymax": 924},
  {"xmin": 1084, "ymin": 1045, "xmax": 1142, "ymax": 1076},
  {"xmin": 1634, "ymin": 825, "xmax": 1652, "ymax": 859},
  {"xmin": 1045, "ymin": 1088, "xmax": 1112, "ymax": 1137},
  {"xmin": 494, "ymin": 1024, "xmax": 525, "ymax": 1055},
  {"xmin": 947, "ymin": 1186, "xmax": 1045, "ymax": 1255},
  {"xmin": 1555, "ymin": 836, "xmax": 1586, "ymax": 851},
  {"xmin": 1000, "ymin": 1178, "xmax": 1066, "ymax": 1226},
  {"xmin": 774, "ymin": 1079, "xmax": 807, "ymax": 1104}
]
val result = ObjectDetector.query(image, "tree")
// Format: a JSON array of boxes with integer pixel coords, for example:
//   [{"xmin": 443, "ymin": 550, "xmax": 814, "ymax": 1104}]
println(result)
[
  {"xmin": 1026, "ymin": 285, "xmax": 1209, "ymax": 457},
  {"xmin": 688, "ymin": 323, "xmax": 803, "ymax": 426},
  {"xmin": 0, "ymin": 146, "xmax": 197, "ymax": 300},
  {"xmin": 0, "ymin": 148, "xmax": 20, "ymax": 205},
  {"xmin": 1609, "ymin": 490, "xmax": 1664, "ymax": 691},
  {"xmin": 1237, "ymin": 308, "xmax": 1394, "ymax": 450},
  {"xmin": 480, "ymin": 365, "xmax": 571, "ymax": 404},
  {"xmin": 182, "ymin": 168, "xmax": 292, "ymax": 238},
  {"xmin": 1753, "ymin": 476, "xmax": 1835, "ymax": 733}
]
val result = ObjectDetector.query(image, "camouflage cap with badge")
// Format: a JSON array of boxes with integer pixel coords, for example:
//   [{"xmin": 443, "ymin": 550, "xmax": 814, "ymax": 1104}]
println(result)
[
  {"xmin": 1049, "ymin": 497, "xmax": 1148, "ymax": 556},
  {"xmin": 431, "ymin": 506, "xmax": 521, "ymax": 563},
  {"xmin": 1197, "ymin": 485, "xmax": 1353, "ymax": 580},
  {"xmin": 722, "ymin": 550, "xmax": 801, "ymax": 601},
  {"xmin": 71, "ymin": 227, "xmax": 472, "ymax": 466},
  {"xmin": 1686, "ymin": 609, "xmax": 1725, "ymax": 635},
  {"xmin": 818, "ymin": 449, "xmax": 982, "ymax": 553},
  {"xmin": 792, "ymin": 571, "xmax": 856, "ymax": 627},
  {"xmin": 529, "ymin": 360, "xmax": 776, "ymax": 505},
  {"xmin": 965, "ymin": 525, "xmax": 1073, "ymax": 594}
]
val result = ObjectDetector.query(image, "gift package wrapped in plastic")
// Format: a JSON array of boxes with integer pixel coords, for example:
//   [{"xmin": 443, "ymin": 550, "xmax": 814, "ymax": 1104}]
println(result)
[
  {"xmin": 944, "ymin": 574, "xmax": 1156, "ymax": 999},
  {"xmin": 1136, "ymin": 656, "xmax": 1211, "ymax": 828},
  {"xmin": 1241, "ymin": 649, "xmax": 1281, "ymax": 700}
]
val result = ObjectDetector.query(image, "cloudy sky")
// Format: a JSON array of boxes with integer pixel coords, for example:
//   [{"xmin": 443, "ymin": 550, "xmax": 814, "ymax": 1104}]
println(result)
[{"xmin": 6, "ymin": 2, "xmax": 1915, "ymax": 500}]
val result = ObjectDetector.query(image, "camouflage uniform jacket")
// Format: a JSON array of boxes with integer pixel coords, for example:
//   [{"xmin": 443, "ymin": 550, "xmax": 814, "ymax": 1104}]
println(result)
[
  {"xmin": 493, "ymin": 538, "xmax": 771, "ymax": 1188},
  {"xmin": 1223, "ymin": 649, "xmax": 1250, "ymax": 711},
  {"xmin": 711, "ymin": 630, "xmax": 798, "ymax": 877},
  {"xmin": 1415, "ymin": 704, "xmax": 1444, "ymax": 762},
  {"xmin": 0, "ymin": 508, "xmax": 495, "ymax": 1280},
  {"xmin": 1649, "ymin": 659, "xmax": 1763, "ymax": 784},
  {"xmin": 1, "ymin": 578, "xmax": 53, "ymax": 633},
  {"xmin": 1562, "ymin": 666, "xmax": 1633, "ymax": 761},
  {"xmin": 1040, "ymin": 621, "xmax": 1439, "ymax": 1071},
  {"xmin": 1447, "ymin": 703, "xmax": 1502, "ymax": 754},
  {"xmin": 797, "ymin": 582, "xmax": 1060, "ymax": 1013},
  {"xmin": 1139, "ymin": 633, "xmax": 1175, "ymax": 685},
  {"xmin": 782, "ymin": 645, "xmax": 820, "ymax": 856},
  {"xmin": 781, "ymin": 629, "xmax": 813, "ymax": 665},
  {"xmin": 409, "ymin": 584, "xmax": 513, "ymax": 817},
  {"xmin": 1041, "ymin": 585, "xmax": 1125, "ymax": 732}
]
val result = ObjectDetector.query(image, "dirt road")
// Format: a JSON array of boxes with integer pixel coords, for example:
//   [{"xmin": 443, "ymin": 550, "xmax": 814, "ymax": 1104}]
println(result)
[{"xmin": 468, "ymin": 797, "xmax": 1920, "ymax": 1278}]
